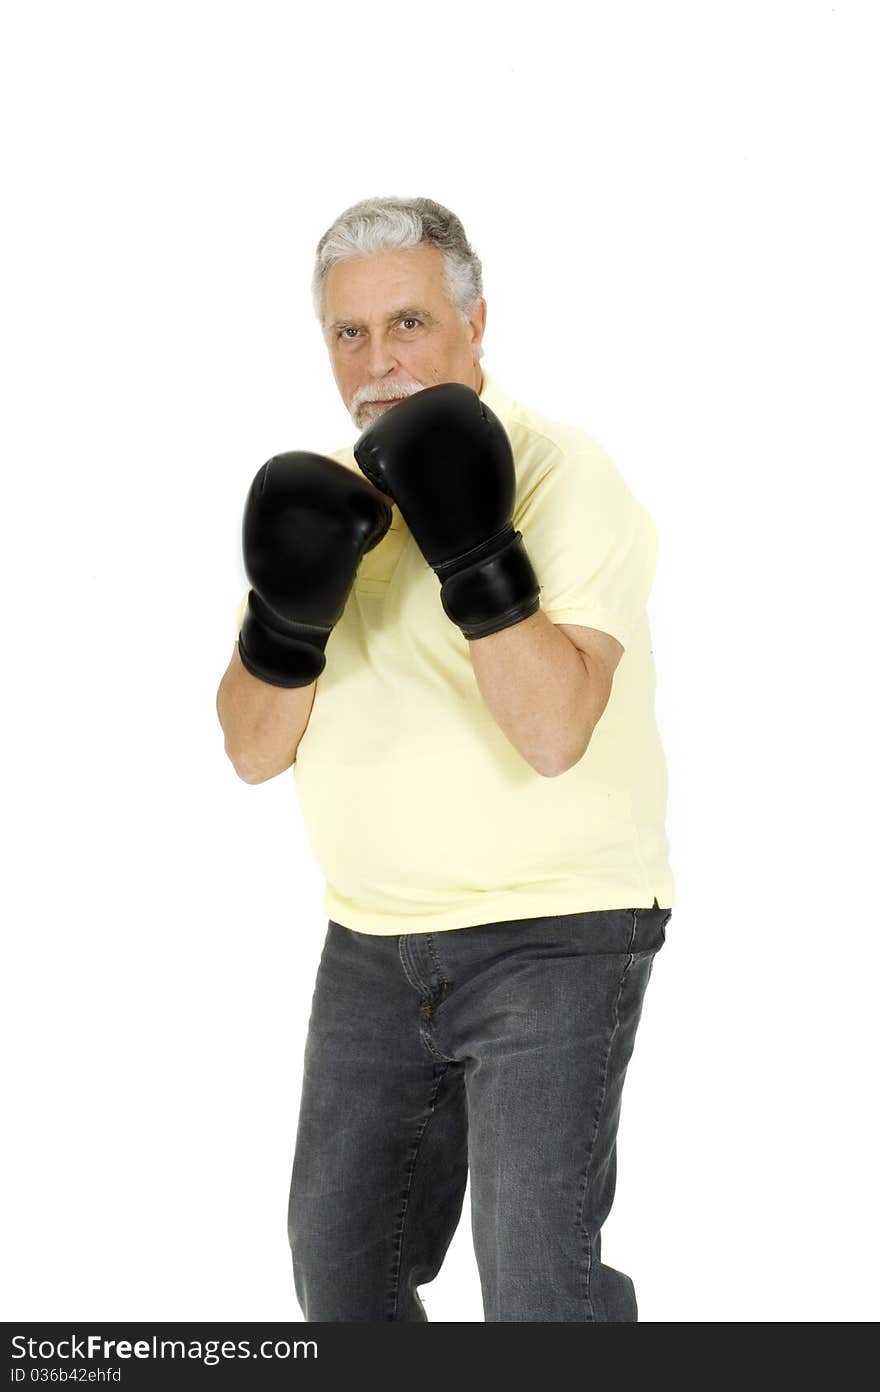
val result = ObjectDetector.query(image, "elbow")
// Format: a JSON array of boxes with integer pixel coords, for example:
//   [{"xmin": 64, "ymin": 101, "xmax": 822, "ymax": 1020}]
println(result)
[
  {"xmin": 526, "ymin": 723, "xmax": 595, "ymax": 779},
  {"xmin": 225, "ymin": 745, "xmax": 262, "ymax": 783},
  {"xmin": 530, "ymin": 735, "xmax": 592, "ymax": 778},
  {"xmin": 533, "ymin": 755, "xmax": 580, "ymax": 778},
  {"xmin": 224, "ymin": 743, "xmax": 294, "ymax": 785},
  {"xmin": 231, "ymin": 759, "xmax": 292, "ymax": 785},
  {"xmin": 233, "ymin": 761, "xmax": 271, "ymax": 785}
]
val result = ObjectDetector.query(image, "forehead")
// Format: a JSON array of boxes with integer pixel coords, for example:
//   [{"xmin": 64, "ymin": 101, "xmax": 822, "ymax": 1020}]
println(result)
[{"xmin": 323, "ymin": 243, "xmax": 448, "ymax": 319}]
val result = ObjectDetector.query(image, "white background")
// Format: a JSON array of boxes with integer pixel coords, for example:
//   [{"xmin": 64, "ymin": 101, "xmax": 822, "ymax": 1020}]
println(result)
[{"xmin": 2, "ymin": 0, "xmax": 877, "ymax": 1323}]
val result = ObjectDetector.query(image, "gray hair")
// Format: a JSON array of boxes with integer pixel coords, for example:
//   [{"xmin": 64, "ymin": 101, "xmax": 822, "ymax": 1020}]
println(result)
[{"xmin": 312, "ymin": 195, "xmax": 484, "ymax": 358}]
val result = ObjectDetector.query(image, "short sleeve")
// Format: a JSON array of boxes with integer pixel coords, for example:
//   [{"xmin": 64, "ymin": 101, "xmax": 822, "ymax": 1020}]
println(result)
[{"xmin": 515, "ymin": 447, "xmax": 658, "ymax": 650}]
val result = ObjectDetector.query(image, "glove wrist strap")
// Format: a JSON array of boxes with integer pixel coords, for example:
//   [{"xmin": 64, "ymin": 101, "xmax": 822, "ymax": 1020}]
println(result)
[
  {"xmin": 238, "ymin": 591, "xmax": 331, "ymax": 688},
  {"xmin": 436, "ymin": 526, "xmax": 541, "ymax": 640}
]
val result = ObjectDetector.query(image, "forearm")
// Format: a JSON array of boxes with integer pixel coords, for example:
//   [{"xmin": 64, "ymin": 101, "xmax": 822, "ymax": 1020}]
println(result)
[
  {"xmin": 469, "ymin": 610, "xmax": 595, "ymax": 777},
  {"xmin": 216, "ymin": 644, "xmax": 316, "ymax": 783}
]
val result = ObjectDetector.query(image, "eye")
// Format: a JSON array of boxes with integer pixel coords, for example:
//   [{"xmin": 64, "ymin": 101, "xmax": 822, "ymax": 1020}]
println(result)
[
  {"xmin": 400, "ymin": 318, "xmax": 420, "ymax": 330},
  {"xmin": 338, "ymin": 327, "xmax": 359, "ymax": 339}
]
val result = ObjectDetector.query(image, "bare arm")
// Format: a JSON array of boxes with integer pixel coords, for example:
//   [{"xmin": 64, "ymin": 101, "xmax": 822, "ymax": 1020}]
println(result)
[
  {"xmin": 216, "ymin": 643, "xmax": 316, "ymax": 783},
  {"xmin": 469, "ymin": 611, "xmax": 624, "ymax": 777}
]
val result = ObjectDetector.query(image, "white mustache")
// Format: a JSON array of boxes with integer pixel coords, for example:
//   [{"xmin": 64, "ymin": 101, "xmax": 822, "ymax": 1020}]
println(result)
[{"xmin": 353, "ymin": 382, "xmax": 423, "ymax": 409}]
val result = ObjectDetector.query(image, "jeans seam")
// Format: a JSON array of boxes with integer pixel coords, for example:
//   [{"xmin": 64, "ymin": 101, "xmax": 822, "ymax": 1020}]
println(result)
[
  {"xmin": 418, "ymin": 1023, "xmax": 458, "ymax": 1065},
  {"xmin": 387, "ymin": 1064, "xmax": 450, "ymax": 1319},
  {"xmin": 397, "ymin": 934, "xmax": 432, "ymax": 998},
  {"xmin": 579, "ymin": 908, "xmax": 637, "ymax": 1320},
  {"xmin": 424, "ymin": 933, "xmax": 453, "ymax": 1004}
]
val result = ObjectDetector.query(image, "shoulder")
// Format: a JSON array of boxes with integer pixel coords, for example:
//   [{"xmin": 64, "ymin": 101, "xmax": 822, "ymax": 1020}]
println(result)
[
  {"xmin": 507, "ymin": 403, "xmax": 649, "ymax": 535},
  {"xmin": 500, "ymin": 392, "xmax": 632, "ymax": 500},
  {"xmin": 505, "ymin": 394, "xmax": 605, "ymax": 457}
]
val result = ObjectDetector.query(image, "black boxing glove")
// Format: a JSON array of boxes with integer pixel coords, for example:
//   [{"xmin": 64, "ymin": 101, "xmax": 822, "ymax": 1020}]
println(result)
[
  {"xmin": 238, "ymin": 451, "xmax": 392, "ymax": 687},
  {"xmin": 353, "ymin": 383, "xmax": 540, "ymax": 639}
]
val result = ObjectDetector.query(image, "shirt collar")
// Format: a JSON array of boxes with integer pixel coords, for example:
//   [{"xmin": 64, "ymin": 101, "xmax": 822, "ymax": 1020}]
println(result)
[{"xmin": 477, "ymin": 366, "xmax": 515, "ymax": 422}]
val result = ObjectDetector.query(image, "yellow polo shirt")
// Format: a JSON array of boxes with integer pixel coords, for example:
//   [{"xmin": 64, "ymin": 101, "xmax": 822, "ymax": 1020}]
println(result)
[{"xmin": 234, "ymin": 369, "xmax": 675, "ymax": 934}]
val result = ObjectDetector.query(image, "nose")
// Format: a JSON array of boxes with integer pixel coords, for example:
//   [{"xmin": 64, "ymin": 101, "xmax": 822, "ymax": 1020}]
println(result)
[{"xmin": 365, "ymin": 331, "xmax": 400, "ymax": 380}]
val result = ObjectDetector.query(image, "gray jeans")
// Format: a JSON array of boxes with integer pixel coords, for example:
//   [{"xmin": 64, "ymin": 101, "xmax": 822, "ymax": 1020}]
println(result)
[{"xmin": 287, "ymin": 900, "xmax": 670, "ymax": 1322}]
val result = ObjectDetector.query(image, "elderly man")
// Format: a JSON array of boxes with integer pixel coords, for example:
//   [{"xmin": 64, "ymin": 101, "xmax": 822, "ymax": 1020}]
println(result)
[{"xmin": 216, "ymin": 195, "xmax": 674, "ymax": 1323}]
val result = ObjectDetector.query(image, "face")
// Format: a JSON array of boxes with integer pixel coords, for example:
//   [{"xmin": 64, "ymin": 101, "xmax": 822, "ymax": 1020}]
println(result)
[{"xmin": 321, "ymin": 243, "xmax": 487, "ymax": 431}]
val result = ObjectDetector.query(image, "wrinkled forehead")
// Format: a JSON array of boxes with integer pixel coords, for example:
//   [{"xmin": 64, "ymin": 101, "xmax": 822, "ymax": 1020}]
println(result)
[{"xmin": 322, "ymin": 244, "xmax": 450, "ymax": 324}]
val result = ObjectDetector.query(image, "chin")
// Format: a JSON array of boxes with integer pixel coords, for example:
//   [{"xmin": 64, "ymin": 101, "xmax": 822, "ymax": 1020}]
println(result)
[{"xmin": 355, "ymin": 401, "xmax": 396, "ymax": 429}]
